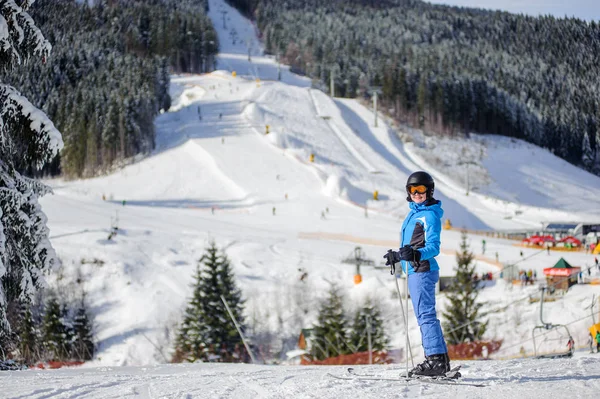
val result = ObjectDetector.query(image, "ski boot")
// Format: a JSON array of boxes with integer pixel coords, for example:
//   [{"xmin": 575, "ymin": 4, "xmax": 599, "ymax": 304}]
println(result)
[{"xmin": 407, "ymin": 353, "xmax": 450, "ymax": 378}]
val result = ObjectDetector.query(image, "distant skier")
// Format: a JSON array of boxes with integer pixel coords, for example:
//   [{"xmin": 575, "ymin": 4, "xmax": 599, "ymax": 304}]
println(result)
[
  {"xmin": 481, "ymin": 239, "xmax": 486, "ymax": 255},
  {"xmin": 383, "ymin": 171, "xmax": 453, "ymax": 377},
  {"xmin": 588, "ymin": 334, "xmax": 594, "ymax": 354},
  {"xmin": 596, "ymin": 331, "xmax": 600, "ymax": 353}
]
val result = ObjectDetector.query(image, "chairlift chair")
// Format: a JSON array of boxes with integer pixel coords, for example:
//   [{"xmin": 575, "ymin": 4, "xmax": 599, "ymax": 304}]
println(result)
[{"xmin": 531, "ymin": 287, "xmax": 573, "ymax": 358}]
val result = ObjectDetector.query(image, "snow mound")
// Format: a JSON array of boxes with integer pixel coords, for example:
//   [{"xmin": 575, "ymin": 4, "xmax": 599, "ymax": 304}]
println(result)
[
  {"xmin": 323, "ymin": 174, "xmax": 373, "ymax": 206},
  {"xmin": 169, "ymin": 86, "xmax": 207, "ymax": 112},
  {"xmin": 52, "ymin": 140, "xmax": 248, "ymax": 205},
  {"xmin": 324, "ymin": 174, "xmax": 349, "ymax": 198},
  {"xmin": 264, "ymin": 131, "xmax": 286, "ymax": 148}
]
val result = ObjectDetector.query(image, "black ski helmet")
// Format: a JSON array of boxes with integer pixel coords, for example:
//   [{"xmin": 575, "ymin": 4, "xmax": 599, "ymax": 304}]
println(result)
[{"xmin": 406, "ymin": 171, "xmax": 435, "ymax": 202}]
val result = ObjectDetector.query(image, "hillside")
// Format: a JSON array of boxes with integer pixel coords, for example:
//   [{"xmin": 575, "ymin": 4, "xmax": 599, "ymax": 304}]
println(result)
[{"xmin": 235, "ymin": 0, "xmax": 600, "ymax": 177}]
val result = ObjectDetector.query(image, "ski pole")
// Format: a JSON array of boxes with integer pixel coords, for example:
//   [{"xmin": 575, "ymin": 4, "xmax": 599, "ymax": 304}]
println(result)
[
  {"xmin": 391, "ymin": 260, "xmax": 414, "ymax": 371},
  {"xmin": 405, "ymin": 260, "xmax": 412, "ymax": 375}
]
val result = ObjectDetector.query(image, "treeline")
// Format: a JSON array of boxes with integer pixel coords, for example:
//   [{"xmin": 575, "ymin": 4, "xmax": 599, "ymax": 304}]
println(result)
[
  {"xmin": 1, "ymin": 288, "xmax": 95, "ymax": 368},
  {"xmin": 228, "ymin": 0, "xmax": 600, "ymax": 174},
  {"xmin": 2, "ymin": 0, "xmax": 218, "ymax": 178}
]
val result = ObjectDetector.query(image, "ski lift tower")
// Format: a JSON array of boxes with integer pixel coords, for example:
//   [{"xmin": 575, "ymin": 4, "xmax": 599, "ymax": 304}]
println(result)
[
  {"xmin": 342, "ymin": 246, "xmax": 374, "ymax": 285},
  {"xmin": 369, "ymin": 87, "xmax": 382, "ymax": 127},
  {"xmin": 457, "ymin": 160, "xmax": 478, "ymax": 195}
]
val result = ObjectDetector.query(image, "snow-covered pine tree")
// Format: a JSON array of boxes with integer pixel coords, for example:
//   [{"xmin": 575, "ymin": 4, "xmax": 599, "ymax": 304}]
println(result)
[
  {"xmin": 442, "ymin": 232, "xmax": 488, "ymax": 345},
  {"xmin": 16, "ymin": 303, "xmax": 40, "ymax": 365},
  {"xmin": 157, "ymin": 57, "xmax": 172, "ymax": 113},
  {"xmin": 173, "ymin": 241, "xmax": 246, "ymax": 363},
  {"xmin": 41, "ymin": 296, "xmax": 73, "ymax": 361},
  {"xmin": 349, "ymin": 297, "xmax": 388, "ymax": 353},
  {"xmin": 172, "ymin": 256, "xmax": 208, "ymax": 362},
  {"xmin": 71, "ymin": 297, "xmax": 94, "ymax": 361},
  {"xmin": 0, "ymin": 0, "xmax": 63, "ymax": 350},
  {"xmin": 582, "ymin": 131, "xmax": 595, "ymax": 171},
  {"xmin": 311, "ymin": 284, "xmax": 350, "ymax": 360},
  {"xmin": 216, "ymin": 246, "xmax": 246, "ymax": 362},
  {"xmin": 196, "ymin": 241, "xmax": 225, "ymax": 361}
]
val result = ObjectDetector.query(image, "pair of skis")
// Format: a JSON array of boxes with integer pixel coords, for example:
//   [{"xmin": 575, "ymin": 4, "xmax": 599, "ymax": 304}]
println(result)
[{"xmin": 328, "ymin": 366, "xmax": 488, "ymax": 387}]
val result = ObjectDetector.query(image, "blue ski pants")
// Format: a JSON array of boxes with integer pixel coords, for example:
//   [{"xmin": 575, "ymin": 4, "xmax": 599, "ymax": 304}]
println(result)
[{"xmin": 407, "ymin": 270, "xmax": 448, "ymax": 356}]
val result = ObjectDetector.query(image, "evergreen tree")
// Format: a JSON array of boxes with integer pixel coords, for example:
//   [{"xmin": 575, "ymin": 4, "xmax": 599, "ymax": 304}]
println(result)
[
  {"xmin": 442, "ymin": 232, "xmax": 487, "ymax": 345},
  {"xmin": 41, "ymin": 296, "xmax": 73, "ymax": 361},
  {"xmin": 582, "ymin": 131, "xmax": 594, "ymax": 171},
  {"xmin": 173, "ymin": 260, "xmax": 208, "ymax": 362},
  {"xmin": 0, "ymin": 0, "xmax": 63, "ymax": 351},
  {"xmin": 173, "ymin": 241, "xmax": 246, "ymax": 363},
  {"xmin": 71, "ymin": 297, "xmax": 95, "ymax": 361},
  {"xmin": 217, "ymin": 247, "xmax": 246, "ymax": 361},
  {"xmin": 349, "ymin": 297, "xmax": 388, "ymax": 353},
  {"xmin": 311, "ymin": 284, "xmax": 350, "ymax": 360},
  {"xmin": 16, "ymin": 304, "xmax": 41, "ymax": 365}
]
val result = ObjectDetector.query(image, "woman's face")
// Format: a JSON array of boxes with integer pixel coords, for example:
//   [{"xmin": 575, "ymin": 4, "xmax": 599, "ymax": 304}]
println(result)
[
  {"xmin": 408, "ymin": 185, "xmax": 428, "ymax": 204},
  {"xmin": 410, "ymin": 191, "xmax": 427, "ymax": 204}
]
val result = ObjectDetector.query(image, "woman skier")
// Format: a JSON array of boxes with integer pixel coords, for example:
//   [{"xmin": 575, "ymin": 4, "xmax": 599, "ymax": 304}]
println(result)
[{"xmin": 383, "ymin": 171, "xmax": 452, "ymax": 377}]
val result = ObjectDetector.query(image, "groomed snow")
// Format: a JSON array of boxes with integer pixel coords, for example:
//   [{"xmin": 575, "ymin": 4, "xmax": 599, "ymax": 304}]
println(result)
[{"xmin": 3, "ymin": 357, "xmax": 600, "ymax": 398}]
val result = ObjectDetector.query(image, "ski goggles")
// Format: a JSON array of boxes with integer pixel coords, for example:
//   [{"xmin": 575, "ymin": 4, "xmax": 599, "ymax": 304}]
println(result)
[{"xmin": 407, "ymin": 185, "xmax": 428, "ymax": 195}]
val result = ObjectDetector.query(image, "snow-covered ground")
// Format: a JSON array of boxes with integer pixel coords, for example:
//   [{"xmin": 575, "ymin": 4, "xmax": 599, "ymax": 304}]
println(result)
[
  {"xmin": 4, "ymin": 0, "xmax": 600, "ymax": 397},
  {"xmin": 3, "ymin": 357, "xmax": 600, "ymax": 398}
]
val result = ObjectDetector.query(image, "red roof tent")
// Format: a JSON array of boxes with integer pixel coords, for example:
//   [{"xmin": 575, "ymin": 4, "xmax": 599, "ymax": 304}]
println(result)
[
  {"xmin": 559, "ymin": 236, "xmax": 582, "ymax": 246},
  {"xmin": 523, "ymin": 235, "xmax": 555, "ymax": 245},
  {"xmin": 543, "ymin": 258, "xmax": 581, "ymax": 277}
]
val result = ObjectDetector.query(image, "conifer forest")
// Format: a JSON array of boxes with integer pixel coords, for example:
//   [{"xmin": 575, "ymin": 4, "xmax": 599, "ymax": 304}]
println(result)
[
  {"xmin": 230, "ymin": 0, "xmax": 600, "ymax": 175},
  {"xmin": 1, "ymin": 0, "xmax": 218, "ymax": 178}
]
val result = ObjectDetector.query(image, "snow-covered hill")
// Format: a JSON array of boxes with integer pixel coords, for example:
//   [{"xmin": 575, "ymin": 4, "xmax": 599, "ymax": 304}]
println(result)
[{"xmin": 7, "ymin": 0, "xmax": 600, "ymax": 397}]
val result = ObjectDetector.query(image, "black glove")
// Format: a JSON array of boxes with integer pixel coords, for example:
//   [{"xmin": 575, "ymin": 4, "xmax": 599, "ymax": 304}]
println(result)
[
  {"xmin": 399, "ymin": 246, "xmax": 421, "ymax": 262},
  {"xmin": 383, "ymin": 249, "xmax": 401, "ymax": 266}
]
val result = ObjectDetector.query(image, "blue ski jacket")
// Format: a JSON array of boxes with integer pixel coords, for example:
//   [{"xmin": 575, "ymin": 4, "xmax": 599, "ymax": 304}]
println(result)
[{"xmin": 399, "ymin": 199, "xmax": 444, "ymax": 275}]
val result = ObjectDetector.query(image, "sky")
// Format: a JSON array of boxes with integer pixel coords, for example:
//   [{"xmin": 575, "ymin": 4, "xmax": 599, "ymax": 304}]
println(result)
[
  {"xmin": 426, "ymin": 0, "xmax": 600, "ymax": 21},
  {"xmin": 4, "ymin": 0, "xmax": 600, "ymax": 397}
]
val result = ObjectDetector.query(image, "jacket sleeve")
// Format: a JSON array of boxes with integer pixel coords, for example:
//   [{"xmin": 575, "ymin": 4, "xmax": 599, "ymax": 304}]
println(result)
[{"xmin": 417, "ymin": 213, "xmax": 441, "ymax": 261}]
